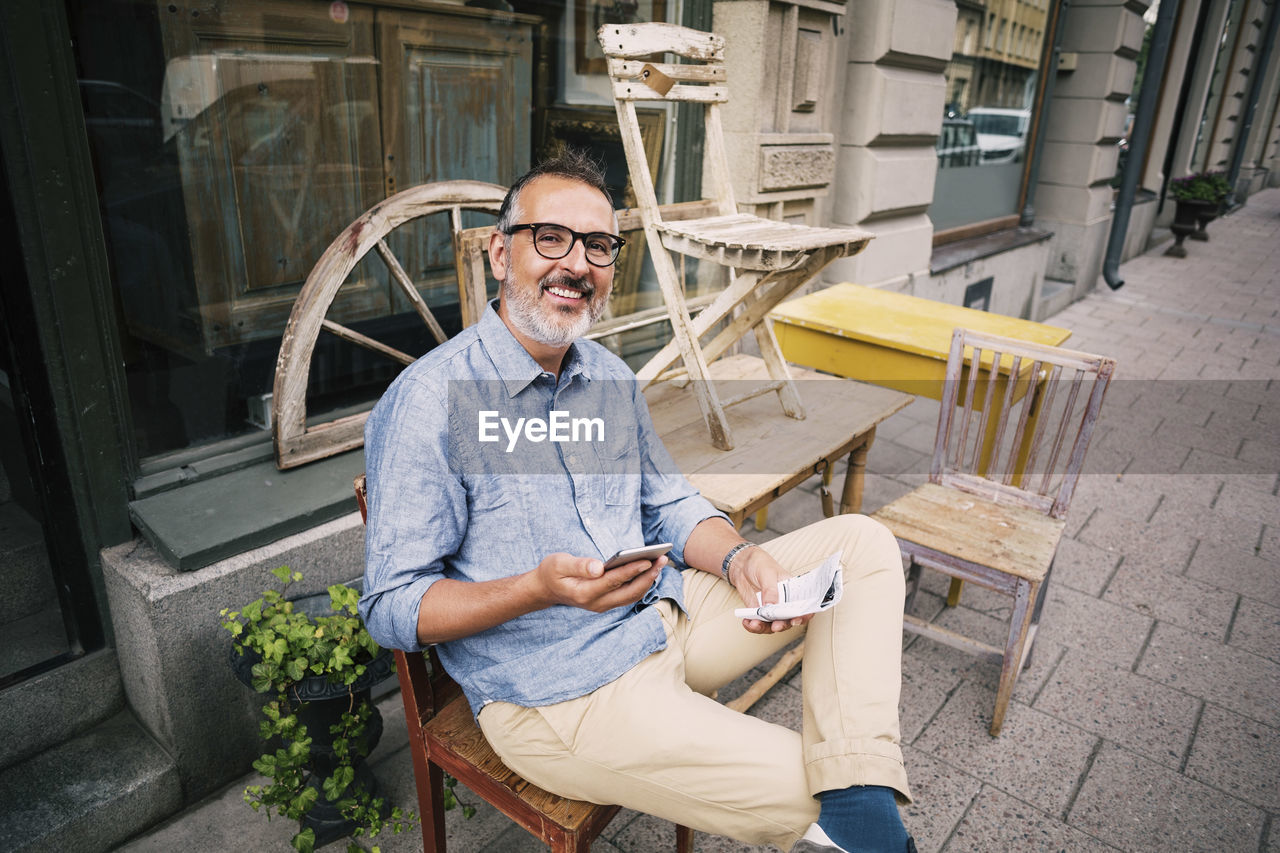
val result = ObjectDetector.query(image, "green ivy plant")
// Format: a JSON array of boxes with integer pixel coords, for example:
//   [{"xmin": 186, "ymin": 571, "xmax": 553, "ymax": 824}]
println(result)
[{"xmin": 221, "ymin": 566, "xmax": 415, "ymax": 853}]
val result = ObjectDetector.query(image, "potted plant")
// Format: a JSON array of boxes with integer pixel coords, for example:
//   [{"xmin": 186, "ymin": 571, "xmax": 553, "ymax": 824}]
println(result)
[
  {"xmin": 1166, "ymin": 171, "xmax": 1231, "ymax": 255},
  {"xmin": 221, "ymin": 566, "xmax": 413, "ymax": 852}
]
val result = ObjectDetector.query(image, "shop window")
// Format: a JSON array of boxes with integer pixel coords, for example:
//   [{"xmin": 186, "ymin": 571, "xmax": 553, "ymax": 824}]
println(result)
[
  {"xmin": 71, "ymin": 0, "xmax": 684, "ymax": 488},
  {"xmin": 69, "ymin": 0, "xmax": 535, "ymax": 464},
  {"xmin": 1190, "ymin": 0, "xmax": 1246, "ymax": 173},
  {"xmin": 933, "ymin": 0, "xmax": 1051, "ymax": 235}
]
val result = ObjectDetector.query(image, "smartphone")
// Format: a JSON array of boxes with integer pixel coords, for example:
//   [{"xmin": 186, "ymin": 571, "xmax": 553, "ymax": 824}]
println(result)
[{"xmin": 602, "ymin": 542, "xmax": 672, "ymax": 570}]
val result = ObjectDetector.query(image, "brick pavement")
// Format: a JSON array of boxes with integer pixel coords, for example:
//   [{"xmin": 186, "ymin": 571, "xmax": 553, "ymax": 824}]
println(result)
[{"xmin": 119, "ymin": 188, "xmax": 1280, "ymax": 852}]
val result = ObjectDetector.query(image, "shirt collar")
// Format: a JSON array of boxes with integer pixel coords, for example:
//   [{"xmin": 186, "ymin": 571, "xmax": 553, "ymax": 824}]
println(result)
[{"xmin": 477, "ymin": 300, "xmax": 592, "ymax": 398}]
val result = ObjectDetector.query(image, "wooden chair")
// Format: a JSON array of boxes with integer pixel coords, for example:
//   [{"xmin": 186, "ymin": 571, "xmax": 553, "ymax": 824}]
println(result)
[
  {"xmin": 870, "ymin": 329, "xmax": 1116, "ymax": 736},
  {"xmin": 597, "ymin": 22, "xmax": 874, "ymax": 451},
  {"xmin": 355, "ymin": 476, "xmax": 693, "ymax": 852},
  {"xmin": 273, "ymin": 181, "xmax": 507, "ymax": 470}
]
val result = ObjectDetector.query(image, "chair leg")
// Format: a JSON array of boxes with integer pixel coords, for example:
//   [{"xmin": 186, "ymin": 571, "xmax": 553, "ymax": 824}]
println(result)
[
  {"xmin": 751, "ymin": 317, "xmax": 805, "ymax": 419},
  {"xmin": 903, "ymin": 558, "xmax": 922, "ymax": 613},
  {"xmin": 676, "ymin": 823, "xmax": 695, "ymax": 853},
  {"xmin": 1022, "ymin": 556, "xmax": 1055, "ymax": 671},
  {"xmin": 551, "ymin": 829, "xmax": 590, "ymax": 852},
  {"xmin": 421, "ymin": 762, "xmax": 447, "ymax": 853},
  {"xmin": 990, "ymin": 580, "xmax": 1038, "ymax": 736}
]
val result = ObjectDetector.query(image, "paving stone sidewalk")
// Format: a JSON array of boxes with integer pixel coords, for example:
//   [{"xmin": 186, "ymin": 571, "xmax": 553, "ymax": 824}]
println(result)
[{"xmin": 119, "ymin": 189, "xmax": 1280, "ymax": 852}]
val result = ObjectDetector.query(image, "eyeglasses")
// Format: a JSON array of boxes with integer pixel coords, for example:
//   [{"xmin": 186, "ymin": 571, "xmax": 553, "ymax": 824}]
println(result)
[{"xmin": 505, "ymin": 223, "xmax": 626, "ymax": 267}]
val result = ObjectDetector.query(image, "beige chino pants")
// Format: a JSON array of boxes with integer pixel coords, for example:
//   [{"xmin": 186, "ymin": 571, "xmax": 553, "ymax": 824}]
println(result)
[{"xmin": 478, "ymin": 514, "xmax": 911, "ymax": 849}]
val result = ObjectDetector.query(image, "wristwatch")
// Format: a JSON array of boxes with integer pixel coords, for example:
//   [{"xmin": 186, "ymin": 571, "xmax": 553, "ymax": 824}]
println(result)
[{"xmin": 721, "ymin": 542, "xmax": 756, "ymax": 582}]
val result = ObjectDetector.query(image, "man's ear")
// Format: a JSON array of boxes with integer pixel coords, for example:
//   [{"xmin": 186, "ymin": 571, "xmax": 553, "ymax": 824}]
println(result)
[{"xmin": 487, "ymin": 230, "xmax": 509, "ymax": 283}]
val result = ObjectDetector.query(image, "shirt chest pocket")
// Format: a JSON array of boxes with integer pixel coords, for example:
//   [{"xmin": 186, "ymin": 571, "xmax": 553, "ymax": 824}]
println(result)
[{"xmin": 595, "ymin": 434, "xmax": 641, "ymax": 507}]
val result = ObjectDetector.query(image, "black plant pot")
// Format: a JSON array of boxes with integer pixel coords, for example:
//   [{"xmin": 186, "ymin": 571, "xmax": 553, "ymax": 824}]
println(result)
[
  {"xmin": 1166, "ymin": 199, "xmax": 1216, "ymax": 257},
  {"xmin": 1190, "ymin": 199, "xmax": 1223, "ymax": 241},
  {"xmin": 229, "ymin": 590, "xmax": 396, "ymax": 847}
]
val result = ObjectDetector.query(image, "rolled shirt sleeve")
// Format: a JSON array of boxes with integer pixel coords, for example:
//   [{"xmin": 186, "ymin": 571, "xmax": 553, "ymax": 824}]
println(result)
[{"xmin": 359, "ymin": 373, "xmax": 465, "ymax": 653}]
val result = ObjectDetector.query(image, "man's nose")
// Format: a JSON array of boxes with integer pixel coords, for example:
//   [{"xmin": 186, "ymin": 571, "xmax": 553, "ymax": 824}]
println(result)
[{"xmin": 558, "ymin": 236, "xmax": 592, "ymax": 277}]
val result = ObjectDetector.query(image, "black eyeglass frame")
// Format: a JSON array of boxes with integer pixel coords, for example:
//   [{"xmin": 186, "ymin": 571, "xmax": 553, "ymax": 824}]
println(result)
[{"xmin": 504, "ymin": 222, "xmax": 626, "ymax": 267}]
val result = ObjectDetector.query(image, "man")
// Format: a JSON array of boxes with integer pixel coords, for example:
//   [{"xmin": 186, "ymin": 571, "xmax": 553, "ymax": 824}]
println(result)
[{"xmin": 360, "ymin": 152, "xmax": 914, "ymax": 853}]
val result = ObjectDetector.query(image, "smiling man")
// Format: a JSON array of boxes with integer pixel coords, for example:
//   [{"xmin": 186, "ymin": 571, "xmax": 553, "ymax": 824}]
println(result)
[{"xmin": 360, "ymin": 152, "xmax": 915, "ymax": 853}]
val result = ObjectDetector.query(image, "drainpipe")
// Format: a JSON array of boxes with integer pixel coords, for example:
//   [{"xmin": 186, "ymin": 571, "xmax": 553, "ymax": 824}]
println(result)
[
  {"xmin": 1021, "ymin": 0, "xmax": 1069, "ymax": 225},
  {"xmin": 1102, "ymin": 0, "xmax": 1179, "ymax": 289},
  {"xmin": 1224, "ymin": 0, "xmax": 1280, "ymax": 208}
]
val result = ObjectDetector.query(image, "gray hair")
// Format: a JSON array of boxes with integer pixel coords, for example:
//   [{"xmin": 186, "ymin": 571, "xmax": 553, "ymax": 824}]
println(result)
[{"xmin": 495, "ymin": 149, "xmax": 616, "ymax": 237}]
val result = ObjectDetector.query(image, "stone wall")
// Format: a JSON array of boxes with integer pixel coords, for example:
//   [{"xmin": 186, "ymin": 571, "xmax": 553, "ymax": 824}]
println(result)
[
  {"xmin": 101, "ymin": 513, "xmax": 365, "ymax": 801},
  {"xmin": 712, "ymin": 0, "xmax": 845, "ymax": 224},
  {"xmin": 825, "ymin": 0, "xmax": 953, "ymax": 291},
  {"xmin": 1034, "ymin": 0, "xmax": 1146, "ymax": 301}
]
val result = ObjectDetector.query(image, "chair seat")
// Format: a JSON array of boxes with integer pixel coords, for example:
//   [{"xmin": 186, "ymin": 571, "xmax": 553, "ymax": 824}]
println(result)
[
  {"xmin": 424, "ymin": 692, "xmax": 618, "ymax": 833},
  {"xmin": 871, "ymin": 482, "xmax": 1066, "ymax": 583},
  {"xmin": 657, "ymin": 214, "xmax": 872, "ymax": 271}
]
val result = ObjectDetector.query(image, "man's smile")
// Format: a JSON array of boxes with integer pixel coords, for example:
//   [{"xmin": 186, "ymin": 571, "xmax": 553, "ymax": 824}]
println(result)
[{"xmin": 541, "ymin": 276, "xmax": 594, "ymax": 306}]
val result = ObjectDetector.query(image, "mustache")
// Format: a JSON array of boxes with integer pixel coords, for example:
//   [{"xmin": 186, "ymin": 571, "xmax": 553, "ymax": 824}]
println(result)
[{"xmin": 539, "ymin": 273, "xmax": 594, "ymax": 298}]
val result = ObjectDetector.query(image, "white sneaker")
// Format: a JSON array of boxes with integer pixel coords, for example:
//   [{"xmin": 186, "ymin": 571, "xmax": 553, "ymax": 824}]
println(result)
[{"xmin": 791, "ymin": 823, "xmax": 849, "ymax": 853}]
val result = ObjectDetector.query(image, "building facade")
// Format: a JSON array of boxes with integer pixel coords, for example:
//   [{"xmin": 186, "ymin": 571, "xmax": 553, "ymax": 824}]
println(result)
[{"xmin": 1, "ymin": 0, "xmax": 1277, "ymax": 846}]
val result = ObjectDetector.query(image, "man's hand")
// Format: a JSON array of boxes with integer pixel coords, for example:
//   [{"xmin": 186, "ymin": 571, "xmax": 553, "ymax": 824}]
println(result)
[
  {"xmin": 728, "ymin": 546, "xmax": 813, "ymax": 635},
  {"xmin": 532, "ymin": 552, "xmax": 665, "ymax": 613}
]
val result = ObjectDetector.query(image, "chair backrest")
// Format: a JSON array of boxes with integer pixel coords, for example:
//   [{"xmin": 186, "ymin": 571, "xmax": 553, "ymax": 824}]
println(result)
[
  {"xmin": 933, "ymin": 328, "xmax": 1116, "ymax": 519},
  {"xmin": 355, "ymin": 474, "xmax": 369, "ymax": 523},
  {"xmin": 598, "ymin": 22, "xmax": 734, "ymax": 221}
]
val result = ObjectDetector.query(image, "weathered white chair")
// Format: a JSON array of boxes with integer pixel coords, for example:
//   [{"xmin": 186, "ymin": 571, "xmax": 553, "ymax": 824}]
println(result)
[
  {"xmin": 870, "ymin": 329, "xmax": 1116, "ymax": 735},
  {"xmin": 272, "ymin": 181, "xmax": 506, "ymax": 469},
  {"xmin": 597, "ymin": 22, "xmax": 874, "ymax": 450}
]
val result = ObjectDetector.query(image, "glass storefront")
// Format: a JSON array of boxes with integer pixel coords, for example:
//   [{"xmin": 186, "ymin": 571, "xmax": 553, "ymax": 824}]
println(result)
[
  {"xmin": 931, "ymin": 0, "xmax": 1050, "ymax": 232},
  {"xmin": 67, "ymin": 0, "xmax": 683, "ymax": 466}
]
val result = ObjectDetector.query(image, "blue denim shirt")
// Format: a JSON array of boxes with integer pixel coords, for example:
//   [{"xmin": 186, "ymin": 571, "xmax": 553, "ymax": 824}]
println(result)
[{"xmin": 359, "ymin": 303, "xmax": 727, "ymax": 716}]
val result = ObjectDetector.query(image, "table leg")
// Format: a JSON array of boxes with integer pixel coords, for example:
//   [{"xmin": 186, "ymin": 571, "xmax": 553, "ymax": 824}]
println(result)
[{"xmin": 840, "ymin": 427, "xmax": 875, "ymax": 515}]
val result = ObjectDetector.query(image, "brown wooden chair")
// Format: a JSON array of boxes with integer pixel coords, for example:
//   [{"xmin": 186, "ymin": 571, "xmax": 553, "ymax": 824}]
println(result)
[
  {"xmin": 355, "ymin": 475, "xmax": 693, "ymax": 852},
  {"xmin": 598, "ymin": 22, "xmax": 874, "ymax": 451},
  {"xmin": 870, "ymin": 329, "xmax": 1116, "ymax": 736}
]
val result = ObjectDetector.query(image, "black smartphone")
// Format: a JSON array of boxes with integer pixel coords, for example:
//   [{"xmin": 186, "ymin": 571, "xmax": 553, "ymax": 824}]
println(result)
[{"xmin": 602, "ymin": 542, "xmax": 672, "ymax": 570}]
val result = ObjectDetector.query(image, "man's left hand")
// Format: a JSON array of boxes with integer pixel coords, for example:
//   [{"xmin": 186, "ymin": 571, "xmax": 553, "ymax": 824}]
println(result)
[{"xmin": 728, "ymin": 546, "xmax": 812, "ymax": 635}]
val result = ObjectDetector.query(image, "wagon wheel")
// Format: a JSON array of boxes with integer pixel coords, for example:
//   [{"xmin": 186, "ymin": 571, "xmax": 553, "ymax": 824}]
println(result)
[{"xmin": 272, "ymin": 180, "xmax": 506, "ymax": 470}]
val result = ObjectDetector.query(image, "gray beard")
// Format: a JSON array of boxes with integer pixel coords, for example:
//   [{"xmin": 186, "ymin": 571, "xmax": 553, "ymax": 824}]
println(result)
[{"xmin": 502, "ymin": 273, "xmax": 605, "ymax": 348}]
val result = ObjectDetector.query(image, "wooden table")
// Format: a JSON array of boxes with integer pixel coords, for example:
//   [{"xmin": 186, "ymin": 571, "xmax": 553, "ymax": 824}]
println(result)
[
  {"xmin": 770, "ymin": 282, "xmax": 1072, "ymax": 606},
  {"xmin": 645, "ymin": 353, "xmax": 914, "ymax": 526},
  {"xmin": 645, "ymin": 353, "xmax": 913, "ymax": 712}
]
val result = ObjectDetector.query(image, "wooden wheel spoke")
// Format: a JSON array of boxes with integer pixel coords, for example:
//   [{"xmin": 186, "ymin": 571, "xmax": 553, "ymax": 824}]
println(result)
[
  {"xmin": 321, "ymin": 319, "xmax": 415, "ymax": 366},
  {"xmin": 376, "ymin": 238, "xmax": 448, "ymax": 345}
]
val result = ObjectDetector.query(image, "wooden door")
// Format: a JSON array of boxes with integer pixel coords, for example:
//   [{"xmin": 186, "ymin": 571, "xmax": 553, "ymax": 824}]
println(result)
[
  {"xmin": 376, "ymin": 7, "xmax": 533, "ymax": 309},
  {"xmin": 157, "ymin": 0, "xmax": 386, "ymax": 352}
]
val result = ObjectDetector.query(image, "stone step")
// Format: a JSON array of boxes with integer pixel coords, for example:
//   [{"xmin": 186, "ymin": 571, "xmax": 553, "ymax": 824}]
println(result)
[
  {"xmin": 0, "ymin": 603, "xmax": 67, "ymax": 678},
  {"xmin": 0, "ymin": 649, "xmax": 124, "ymax": 771},
  {"xmin": 0, "ymin": 711, "xmax": 180, "ymax": 853}
]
